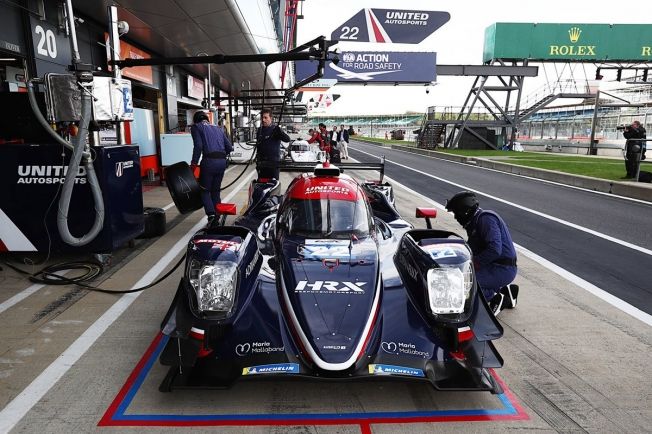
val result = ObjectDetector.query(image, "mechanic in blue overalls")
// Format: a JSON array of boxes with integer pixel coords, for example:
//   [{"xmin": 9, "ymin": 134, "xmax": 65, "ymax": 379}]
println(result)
[
  {"xmin": 256, "ymin": 108, "xmax": 290, "ymax": 181},
  {"xmin": 445, "ymin": 191, "xmax": 519, "ymax": 315},
  {"xmin": 190, "ymin": 111, "xmax": 233, "ymax": 221}
]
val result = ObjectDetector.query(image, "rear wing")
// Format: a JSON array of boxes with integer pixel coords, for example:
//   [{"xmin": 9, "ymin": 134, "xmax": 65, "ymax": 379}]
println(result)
[{"xmin": 257, "ymin": 158, "xmax": 386, "ymax": 182}]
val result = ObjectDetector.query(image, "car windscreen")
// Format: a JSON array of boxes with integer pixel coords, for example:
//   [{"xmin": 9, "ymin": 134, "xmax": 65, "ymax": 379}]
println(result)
[{"xmin": 284, "ymin": 197, "xmax": 371, "ymax": 239}]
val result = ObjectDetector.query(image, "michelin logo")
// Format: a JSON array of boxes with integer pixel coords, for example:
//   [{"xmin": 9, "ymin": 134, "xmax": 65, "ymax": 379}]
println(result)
[
  {"xmin": 368, "ymin": 364, "xmax": 424, "ymax": 377},
  {"xmin": 242, "ymin": 363, "xmax": 299, "ymax": 376}
]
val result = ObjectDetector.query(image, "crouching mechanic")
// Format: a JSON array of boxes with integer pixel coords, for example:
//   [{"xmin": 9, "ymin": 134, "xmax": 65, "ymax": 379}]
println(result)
[{"xmin": 445, "ymin": 191, "xmax": 519, "ymax": 315}]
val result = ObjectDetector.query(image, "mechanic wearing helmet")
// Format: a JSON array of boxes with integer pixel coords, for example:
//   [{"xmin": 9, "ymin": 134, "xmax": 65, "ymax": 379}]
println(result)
[
  {"xmin": 445, "ymin": 191, "xmax": 519, "ymax": 315},
  {"xmin": 257, "ymin": 108, "xmax": 291, "ymax": 181},
  {"xmin": 191, "ymin": 110, "xmax": 233, "ymax": 221}
]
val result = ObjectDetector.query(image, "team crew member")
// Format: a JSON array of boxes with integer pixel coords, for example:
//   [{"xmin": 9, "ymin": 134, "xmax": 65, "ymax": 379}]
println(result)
[
  {"xmin": 256, "ymin": 108, "xmax": 290, "ymax": 180},
  {"xmin": 445, "ymin": 191, "xmax": 519, "ymax": 315},
  {"xmin": 190, "ymin": 110, "xmax": 233, "ymax": 220}
]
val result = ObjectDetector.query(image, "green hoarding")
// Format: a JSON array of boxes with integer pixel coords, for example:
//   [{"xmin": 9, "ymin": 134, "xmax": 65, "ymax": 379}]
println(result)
[{"xmin": 483, "ymin": 23, "xmax": 652, "ymax": 62}]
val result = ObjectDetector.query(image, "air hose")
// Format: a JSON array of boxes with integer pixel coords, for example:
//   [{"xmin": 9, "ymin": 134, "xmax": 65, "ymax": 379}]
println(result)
[{"xmin": 27, "ymin": 78, "xmax": 105, "ymax": 246}]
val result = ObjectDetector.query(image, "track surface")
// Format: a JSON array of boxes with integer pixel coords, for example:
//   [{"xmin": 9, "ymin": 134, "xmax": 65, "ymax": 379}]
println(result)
[{"xmin": 348, "ymin": 140, "xmax": 652, "ymax": 315}]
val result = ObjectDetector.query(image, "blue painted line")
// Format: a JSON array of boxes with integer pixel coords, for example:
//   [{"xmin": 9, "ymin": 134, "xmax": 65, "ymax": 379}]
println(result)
[{"xmin": 111, "ymin": 335, "xmax": 519, "ymax": 422}]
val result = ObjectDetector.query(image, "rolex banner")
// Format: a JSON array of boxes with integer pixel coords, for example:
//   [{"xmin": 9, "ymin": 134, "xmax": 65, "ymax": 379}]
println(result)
[
  {"xmin": 484, "ymin": 23, "xmax": 652, "ymax": 62},
  {"xmin": 331, "ymin": 9, "xmax": 450, "ymax": 44}
]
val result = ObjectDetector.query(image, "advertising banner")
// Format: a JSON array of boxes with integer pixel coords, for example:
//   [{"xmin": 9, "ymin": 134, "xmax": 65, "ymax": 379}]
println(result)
[
  {"xmin": 296, "ymin": 51, "xmax": 436, "ymax": 84},
  {"xmin": 331, "ymin": 9, "xmax": 450, "ymax": 44},
  {"xmin": 484, "ymin": 23, "xmax": 652, "ymax": 62}
]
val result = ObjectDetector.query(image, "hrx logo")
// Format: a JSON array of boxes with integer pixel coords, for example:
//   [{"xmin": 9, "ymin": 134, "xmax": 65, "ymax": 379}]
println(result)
[{"xmin": 295, "ymin": 280, "xmax": 366, "ymax": 294}]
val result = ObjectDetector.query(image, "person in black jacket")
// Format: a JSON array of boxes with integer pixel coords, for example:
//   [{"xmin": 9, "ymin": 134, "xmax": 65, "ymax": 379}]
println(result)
[
  {"xmin": 623, "ymin": 120, "xmax": 646, "ymax": 179},
  {"xmin": 256, "ymin": 108, "xmax": 290, "ymax": 180}
]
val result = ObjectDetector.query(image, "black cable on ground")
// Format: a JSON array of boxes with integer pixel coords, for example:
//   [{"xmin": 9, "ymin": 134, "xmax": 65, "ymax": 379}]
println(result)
[{"xmin": 4, "ymin": 253, "xmax": 186, "ymax": 294}]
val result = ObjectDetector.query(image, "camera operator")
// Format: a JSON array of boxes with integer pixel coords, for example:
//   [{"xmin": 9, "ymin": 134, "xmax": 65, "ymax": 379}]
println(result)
[{"xmin": 622, "ymin": 120, "xmax": 646, "ymax": 179}]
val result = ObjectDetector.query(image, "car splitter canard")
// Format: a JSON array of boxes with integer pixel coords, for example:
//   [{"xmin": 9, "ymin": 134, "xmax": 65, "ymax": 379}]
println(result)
[{"xmin": 159, "ymin": 162, "xmax": 504, "ymax": 393}]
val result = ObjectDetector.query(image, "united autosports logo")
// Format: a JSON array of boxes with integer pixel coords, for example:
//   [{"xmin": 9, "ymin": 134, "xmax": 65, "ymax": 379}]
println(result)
[
  {"xmin": 295, "ymin": 280, "xmax": 366, "ymax": 295},
  {"xmin": 305, "ymin": 185, "xmax": 351, "ymax": 195},
  {"xmin": 115, "ymin": 160, "xmax": 134, "ymax": 177},
  {"xmin": 381, "ymin": 341, "xmax": 430, "ymax": 358},
  {"xmin": 192, "ymin": 239, "xmax": 240, "ymax": 251}
]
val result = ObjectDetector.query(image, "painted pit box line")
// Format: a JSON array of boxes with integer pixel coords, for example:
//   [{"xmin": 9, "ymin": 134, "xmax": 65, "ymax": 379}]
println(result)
[{"xmin": 99, "ymin": 333, "xmax": 529, "ymax": 431}]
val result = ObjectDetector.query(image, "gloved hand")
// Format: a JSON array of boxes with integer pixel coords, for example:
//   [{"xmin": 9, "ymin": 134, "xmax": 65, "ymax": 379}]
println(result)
[{"xmin": 190, "ymin": 164, "xmax": 198, "ymax": 177}]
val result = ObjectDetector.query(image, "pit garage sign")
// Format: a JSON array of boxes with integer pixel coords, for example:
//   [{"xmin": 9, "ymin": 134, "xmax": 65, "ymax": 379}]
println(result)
[
  {"xmin": 331, "ymin": 9, "xmax": 450, "ymax": 44},
  {"xmin": 296, "ymin": 51, "xmax": 436, "ymax": 84}
]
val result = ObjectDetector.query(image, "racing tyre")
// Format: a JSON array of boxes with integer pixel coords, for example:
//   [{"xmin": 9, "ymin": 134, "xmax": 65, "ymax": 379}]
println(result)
[
  {"xmin": 138, "ymin": 207, "xmax": 166, "ymax": 239},
  {"xmin": 165, "ymin": 162, "xmax": 203, "ymax": 214},
  {"xmin": 638, "ymin": 171, "xmax": 652, "ymax": 183}
]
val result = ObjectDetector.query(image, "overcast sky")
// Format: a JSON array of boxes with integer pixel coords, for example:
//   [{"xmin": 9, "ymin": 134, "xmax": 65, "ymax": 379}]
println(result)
[{"xmin": 296, "ymin": 0, "xmax": 651, "ymax": 115}]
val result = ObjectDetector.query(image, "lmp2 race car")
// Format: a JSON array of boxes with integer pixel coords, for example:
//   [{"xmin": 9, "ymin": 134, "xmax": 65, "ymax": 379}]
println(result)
[{"xmin": 161, "ymin": 161, "xmax": 505, "ymax": 393}]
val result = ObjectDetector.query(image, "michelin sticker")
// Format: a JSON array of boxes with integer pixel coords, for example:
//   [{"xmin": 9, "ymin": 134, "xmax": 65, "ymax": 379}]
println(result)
[
  {"xmin": 242, "ymin": 363, "xmax": 299, "ymax": 376},
  {"xmin": 368, "ymin": 364, "xmax": 424, "ymax": 377}
]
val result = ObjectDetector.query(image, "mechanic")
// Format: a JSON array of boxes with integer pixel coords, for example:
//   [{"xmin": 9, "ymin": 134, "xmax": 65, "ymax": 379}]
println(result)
[
  {"xmin": 190, "ymin": 110, "xmax": 233, "ymax": 221},
  {"xmin": 445, "ymin": 191, "xmax": 519, "ymax": 315},
  {"xmin": 623, "ymin": 120, "xmax": 646, "ymax": 179},
  {"xmin": 256, "ymin": 108, "xmax": 290, "ymax": 180}
]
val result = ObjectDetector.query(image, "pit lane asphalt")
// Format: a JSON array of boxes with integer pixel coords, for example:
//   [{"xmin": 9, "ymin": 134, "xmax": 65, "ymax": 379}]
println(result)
[
  {"xmin": 1, "ymin": 162, "xmax": 651, "ymax": 433},
  {"xmin": 348, "ymin": 140, "xmax": 652, "ymax": 316}
]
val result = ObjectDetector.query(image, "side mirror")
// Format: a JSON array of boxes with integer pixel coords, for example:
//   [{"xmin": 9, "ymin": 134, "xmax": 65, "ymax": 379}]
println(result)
[
  {"xmin": 416, "ymin": 207, "xmax": 437, "ymax": 229},
  {"xmin": 216, "ymin": 203, "xmax": 237, "ymax": 215}
]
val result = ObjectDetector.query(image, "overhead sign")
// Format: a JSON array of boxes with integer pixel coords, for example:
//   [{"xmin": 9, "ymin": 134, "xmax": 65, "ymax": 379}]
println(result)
[
  {"xmin": 296, "ymin": 52, "xmax": 436, "ymax": 84},
  {"xmin": 484, "ymin": 23, "xmax": 652, "ymax": 62},
  {"xmin": 331, "ymin": 9, "xmax": 450, "ymax": 44},
  {"xmin": 105, "ymin": 33, "xmax": 154, "ymax": 85},
  {"xmin": 187, "ymin": 75, "xmax": 204, "ymax": 100}
]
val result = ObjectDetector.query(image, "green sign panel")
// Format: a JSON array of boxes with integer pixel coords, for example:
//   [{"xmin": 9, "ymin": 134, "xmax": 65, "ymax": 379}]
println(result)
[{"xmin": 484, "ymin": 23, "xmax": 652, "ymax": 62}]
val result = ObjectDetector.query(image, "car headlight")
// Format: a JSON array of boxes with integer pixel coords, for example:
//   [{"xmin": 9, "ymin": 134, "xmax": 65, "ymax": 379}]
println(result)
[
  {"xmin": 427, "ymin": 267, "xmax": 466, "ymax": 314},
  {"xmin": 189, "ymin": 261, "xmax": 238, "ymax": 312}
]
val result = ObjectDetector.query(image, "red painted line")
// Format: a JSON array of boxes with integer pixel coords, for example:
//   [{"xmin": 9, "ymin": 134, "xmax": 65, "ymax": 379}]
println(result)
[
  {"xmin": 100, "ymin": 334, "xmax": 529, "ymax": 428},
  {"xmin": 98, "ymin": 333, "xmax": 164, "ymax": 426}
]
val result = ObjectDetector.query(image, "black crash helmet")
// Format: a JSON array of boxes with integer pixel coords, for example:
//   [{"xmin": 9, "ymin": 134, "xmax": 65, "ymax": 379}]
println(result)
[{"xmin": 445, "ymin": 191, "xmax": 479, "ymax": 226}]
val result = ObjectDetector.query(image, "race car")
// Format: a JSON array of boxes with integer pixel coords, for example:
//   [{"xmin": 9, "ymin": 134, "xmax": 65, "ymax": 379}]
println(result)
[
  {"xmin": 161, "ymin": 161, "xmax": 504, "ymax": 393},
  {"xmin": 286, "ymin": 140, "xmax": 324, "ymax": 163},
  {"xmin": 228, "ymin": 140, "xmax": 256, "ymax": 164}
]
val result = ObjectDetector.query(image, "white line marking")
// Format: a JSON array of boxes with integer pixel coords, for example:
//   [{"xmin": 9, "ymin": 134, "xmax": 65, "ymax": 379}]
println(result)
[
  {"xmin": 352, "ymin": 146, "xmax": 652, "ymax": 257},
  {"xmin": 0, "ymin": 170, "xmax": 255, "ymax": 433},
  {"xmin": 352, "ymin": 140, "xmax": 652, "ymax": 205},
  {"xmin": 350, "ymin": 155, "xmax": 652, "ymax": 327}
]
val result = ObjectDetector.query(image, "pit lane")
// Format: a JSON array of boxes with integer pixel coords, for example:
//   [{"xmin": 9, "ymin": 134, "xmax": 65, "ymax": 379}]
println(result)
[{"xmin": 1, "ymin": 163, "xmax": 650, "ymax": 433}]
